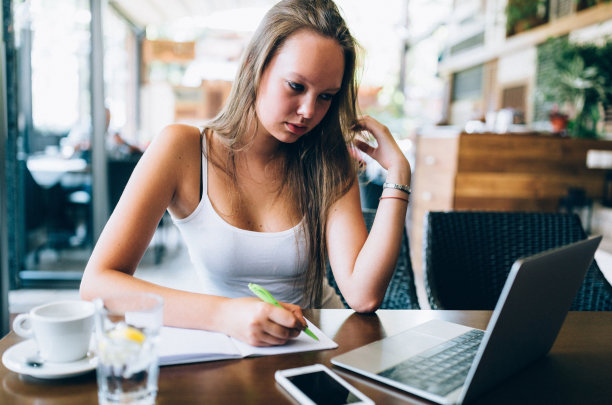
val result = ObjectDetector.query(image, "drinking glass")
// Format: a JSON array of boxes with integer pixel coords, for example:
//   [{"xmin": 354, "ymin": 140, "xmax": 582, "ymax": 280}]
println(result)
[{"xmin": 94, "ymin": 293, "xmax": 164, "ymax": 405}]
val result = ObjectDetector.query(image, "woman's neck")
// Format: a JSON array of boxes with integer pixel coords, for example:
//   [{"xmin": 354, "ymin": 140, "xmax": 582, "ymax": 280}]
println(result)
[
  {"xmin": 247, "ymin": 125, "xmax": 283, "ymax": 161},
  {"xmin": 237, "ymin": 123, "xmax": 286, "ymax": 176}
]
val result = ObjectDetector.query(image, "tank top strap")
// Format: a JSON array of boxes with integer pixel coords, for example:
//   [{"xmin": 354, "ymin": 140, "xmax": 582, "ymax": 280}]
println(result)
[{"xmin": 199, "ymin": 126, "xmax": 208, "ymax": 196}]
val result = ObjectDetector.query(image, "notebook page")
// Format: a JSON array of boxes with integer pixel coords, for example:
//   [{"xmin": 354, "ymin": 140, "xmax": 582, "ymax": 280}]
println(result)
[{"xmin": 158, "ymin": 326, "xmax": 242, "ymax": 366}]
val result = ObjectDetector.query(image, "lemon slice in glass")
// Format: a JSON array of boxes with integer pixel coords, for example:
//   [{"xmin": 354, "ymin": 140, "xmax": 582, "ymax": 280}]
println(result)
[{"xmin": 108, "ymin": 325, "xmax": 146, "ymax": 344}]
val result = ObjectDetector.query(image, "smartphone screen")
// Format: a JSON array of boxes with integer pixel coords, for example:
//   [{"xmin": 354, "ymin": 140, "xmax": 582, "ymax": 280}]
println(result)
[{"xmin": 287, "ymin": 370, "xmax": 363, "ymax": 405}]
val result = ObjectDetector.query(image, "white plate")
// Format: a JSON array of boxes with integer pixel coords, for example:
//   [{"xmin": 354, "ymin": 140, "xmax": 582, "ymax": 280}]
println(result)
[{"xmin": 2, "ymin": 339, "xmax": 97, "ymax": 379}]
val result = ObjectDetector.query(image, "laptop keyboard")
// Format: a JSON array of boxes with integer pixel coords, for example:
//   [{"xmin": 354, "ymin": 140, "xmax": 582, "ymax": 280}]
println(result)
[{"xmin": 378, "ymin": 329, "xmax": 485, "ymax": 397}]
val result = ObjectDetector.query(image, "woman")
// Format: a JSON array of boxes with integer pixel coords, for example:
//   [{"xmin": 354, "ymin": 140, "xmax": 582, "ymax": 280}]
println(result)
[{"xmin": 80, "ymin": 0, "xmax": 411, "ymax": 347}]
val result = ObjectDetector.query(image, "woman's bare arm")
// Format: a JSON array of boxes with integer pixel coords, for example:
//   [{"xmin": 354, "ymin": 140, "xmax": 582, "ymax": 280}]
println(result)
[{"xmin": 326, "ymin": 115, "xmax": 411, "ymax": 312}]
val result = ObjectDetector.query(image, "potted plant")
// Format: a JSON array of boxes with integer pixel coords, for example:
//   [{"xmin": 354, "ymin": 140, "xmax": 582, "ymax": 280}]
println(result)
[
  {"xmin": 537, "ymin": 38, "xmax": 611, "ymax": 138},
  {"xmin": 505, "ymin": 0, "xmax": 548, "ymax": 37},
  {"xmin": 549, "ymin": 106, "xmax": 569, "ymax": 134},
  {"xmin": 577, "ymin": 0, "xmax": 612, "ymax": 11}
]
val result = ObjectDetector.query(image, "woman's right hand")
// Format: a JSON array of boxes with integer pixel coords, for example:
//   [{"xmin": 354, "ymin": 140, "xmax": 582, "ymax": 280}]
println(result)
[
  {"xmin": 352, "ymin": 115, "xmax": 411, "ymax": 184},
  {"xmin": 217, "ymin": 297, "xmax": 307, "ymax": 346}
]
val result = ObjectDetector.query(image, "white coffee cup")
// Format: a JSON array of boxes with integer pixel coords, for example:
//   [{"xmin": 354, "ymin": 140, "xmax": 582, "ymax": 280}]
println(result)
[{"xmin": 12, "ymin": 300, "xmax": 95, "ymax": 363}]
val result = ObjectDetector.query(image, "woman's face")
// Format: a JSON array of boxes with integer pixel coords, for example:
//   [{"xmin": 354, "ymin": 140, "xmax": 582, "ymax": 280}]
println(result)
[{"xmin": 255, "ymin": 29, "xmax": 345, "ymax": 144}]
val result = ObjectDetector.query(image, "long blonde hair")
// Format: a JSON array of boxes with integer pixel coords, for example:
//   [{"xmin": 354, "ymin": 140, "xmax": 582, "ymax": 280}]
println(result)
[{"xmin": 206, "ymin": 0, "xmax": 360, "ymax": 307}]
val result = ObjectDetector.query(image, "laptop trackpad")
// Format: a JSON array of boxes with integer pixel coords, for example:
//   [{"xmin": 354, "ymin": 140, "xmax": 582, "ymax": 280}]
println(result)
[{"xmin": 332, "ymin": 320, "xmax": 473, "ymax": 374}]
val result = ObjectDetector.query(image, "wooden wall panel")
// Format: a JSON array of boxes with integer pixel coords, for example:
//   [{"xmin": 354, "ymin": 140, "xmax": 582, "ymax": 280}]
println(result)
[
  {"xmin": 457, "ymin": 133, "xmax": 612, "ymax": 174},
  {"xmin": 454, "ymin": 173, "xmax": 606, "ymax": 199},
  {"xmin": 454, "ymin": 197, "xmax": 560, "ymax": 211}
]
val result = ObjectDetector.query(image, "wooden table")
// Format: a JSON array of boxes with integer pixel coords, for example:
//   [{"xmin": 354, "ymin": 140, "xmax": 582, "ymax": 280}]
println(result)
[{"xmin": 1, "ymin": 310, "xmax": 611, "ymax": 404}]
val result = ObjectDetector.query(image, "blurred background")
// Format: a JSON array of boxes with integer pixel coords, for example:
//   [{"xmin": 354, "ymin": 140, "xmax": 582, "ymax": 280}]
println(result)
[{"xmin": 2, "ymin": 0, "xmax": 612, "ymax": 330}]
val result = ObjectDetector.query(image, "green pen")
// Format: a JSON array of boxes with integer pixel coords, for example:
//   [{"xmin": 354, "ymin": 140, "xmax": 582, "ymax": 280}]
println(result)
[{"xmin": 248, "ymin": 283, "xmax": 318, "ymax": 341}]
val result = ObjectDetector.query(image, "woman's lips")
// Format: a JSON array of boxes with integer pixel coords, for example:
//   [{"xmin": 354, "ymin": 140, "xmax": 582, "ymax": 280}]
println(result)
[{"xmin": 286, "ymin": 122, "xmax": 308, "ymax": 135}]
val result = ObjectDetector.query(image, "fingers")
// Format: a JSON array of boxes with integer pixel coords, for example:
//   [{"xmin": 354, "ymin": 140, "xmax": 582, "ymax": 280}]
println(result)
[
  {"xmin": 273, "ymin": 302, "xmax": 307, "ymax": 332},
  {"xmin": 352, "ymin": 115, "xmax": 408, "ymax": 173},
  {"xmin": 246, "ymin": 323, "xmax": 301, "ymax": 347},
  {"xmin": 352, "ymin": 116, "xmax": 394, "ymax": 152},
  {"xmin": 280, "ymin": 302, "xmax": 308, "ymax": 330},
  {"xmin": 354, "ymin": 139, "xmax": 375, "ymax": 156},
  {"xmin": 222, "ymin": 298, "xmax": 308, "ymax": 347},
  {"xmin": 263, "ymin": 321, "xmax": 302, "ymax": 344},
  {"xmin": 353, "ymin": 115, "xmax": 391, "ymax": 139},
  {"xmin": 246, "ymin": 302, "xmax": 306, "ymax": 346}
]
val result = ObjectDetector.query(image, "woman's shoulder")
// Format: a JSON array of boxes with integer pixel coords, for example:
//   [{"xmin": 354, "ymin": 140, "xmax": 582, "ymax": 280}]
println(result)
[
  {"xmin": 144, "ymin": 123, "xmax": 204, "ymax": 173},
  {"xmin": 154, "ymin": 123, "xmax": 202, "ymax": 148}
]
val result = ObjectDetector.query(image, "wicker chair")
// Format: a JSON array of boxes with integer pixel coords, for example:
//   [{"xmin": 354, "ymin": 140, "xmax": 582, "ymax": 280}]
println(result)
[
  {"xmin": 326, "ymin": 208, "xmax": 420, "ymax": 309},
  {"xmin": 423, "ymin": 211, "xmax": 612, "ymax": 311}
]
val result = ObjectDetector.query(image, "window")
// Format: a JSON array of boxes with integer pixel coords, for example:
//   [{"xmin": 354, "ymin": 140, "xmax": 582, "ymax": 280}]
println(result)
[{"xmin": 452, "ymin": 64, "xmax": 484, "ymax": 101}]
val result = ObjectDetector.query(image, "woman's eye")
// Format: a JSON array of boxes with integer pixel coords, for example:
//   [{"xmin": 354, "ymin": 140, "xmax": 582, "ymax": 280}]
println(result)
[
  {"xmin": 288, "ymin": 81, "xmax": 304, "ymax": 92},
  {"xmin": 319, "ymin": 93, "xmax": 333, "ymax": 101}
]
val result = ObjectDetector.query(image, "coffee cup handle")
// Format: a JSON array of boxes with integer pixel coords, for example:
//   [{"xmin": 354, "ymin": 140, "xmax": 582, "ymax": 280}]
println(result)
[{"xmin": 13, "ymin": 314, "xmax": 34, "ymax": 339}]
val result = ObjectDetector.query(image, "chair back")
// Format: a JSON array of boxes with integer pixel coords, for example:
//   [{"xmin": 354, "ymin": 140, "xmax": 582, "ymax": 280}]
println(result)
[
  {"xmin": 107, "ymin": 157, "xmax": 140, "ymax": 212},
  {"xmin": 326, "ymin": 208, "xmax": 420, "ymax": 309},
  {"xmin": 423, "ymin": 211, "xmax": 612, "ymax": 310}
]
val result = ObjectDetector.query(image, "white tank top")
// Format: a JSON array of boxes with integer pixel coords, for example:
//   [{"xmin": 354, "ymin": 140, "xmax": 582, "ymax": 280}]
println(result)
[{"xmin": 170, "ymin": 133, "xmax": 343, "ymax": 308}]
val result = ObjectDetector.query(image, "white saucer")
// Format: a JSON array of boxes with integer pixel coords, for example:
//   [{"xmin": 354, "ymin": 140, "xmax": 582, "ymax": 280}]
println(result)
[{"xmin": 2, "ymin": 339, "xmax": 97, "ymax": 379}]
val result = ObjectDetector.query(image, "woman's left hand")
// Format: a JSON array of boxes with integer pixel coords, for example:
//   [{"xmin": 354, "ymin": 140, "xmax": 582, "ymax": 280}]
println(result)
[{"xmin": 352, "ymin": 115, "xmax": 410, "ymax": 179}]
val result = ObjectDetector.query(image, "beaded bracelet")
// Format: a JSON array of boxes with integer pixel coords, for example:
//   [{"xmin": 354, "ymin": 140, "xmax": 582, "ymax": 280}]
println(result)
[
  {"xmin": 383, "ymin": 182, "xmax": 411, "ymax": 195},
  {"xmin": 379, "ymin": 196, "xmax": 409, "ymax": 203}
]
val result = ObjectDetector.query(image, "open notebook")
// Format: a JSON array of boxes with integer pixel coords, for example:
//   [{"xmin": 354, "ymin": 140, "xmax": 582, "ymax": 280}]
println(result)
[{"xmin": 157, "ymin": 319, "xmax": 337, "ymax": 366}]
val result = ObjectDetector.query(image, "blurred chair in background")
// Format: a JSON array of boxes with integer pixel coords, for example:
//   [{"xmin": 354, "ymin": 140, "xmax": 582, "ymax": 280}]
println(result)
[
  {"xmin": 423, "ymin": 211, "xmax": 612, "ymax": 311},
  {"xmin": 558, "ymin": 187, "xmax": 593, "ymax": 234}
]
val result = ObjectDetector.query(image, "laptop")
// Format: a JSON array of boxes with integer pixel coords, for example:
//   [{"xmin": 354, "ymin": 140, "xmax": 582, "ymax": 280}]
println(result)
[{"xmin": 331, "ymin": 236, "xmax": 602, "ymax": 404}]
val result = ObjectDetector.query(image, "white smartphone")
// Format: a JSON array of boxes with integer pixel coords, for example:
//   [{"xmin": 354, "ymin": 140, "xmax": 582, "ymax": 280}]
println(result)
[{"xmin": 275, "ymin": 363, "xmax": 374, "ymax": 405}]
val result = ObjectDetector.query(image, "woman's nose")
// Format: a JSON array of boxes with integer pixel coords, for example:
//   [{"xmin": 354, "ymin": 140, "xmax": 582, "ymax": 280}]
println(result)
[{"xmin": 297, "ymin": 96, "xmax": 316, "ymax": 119}]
